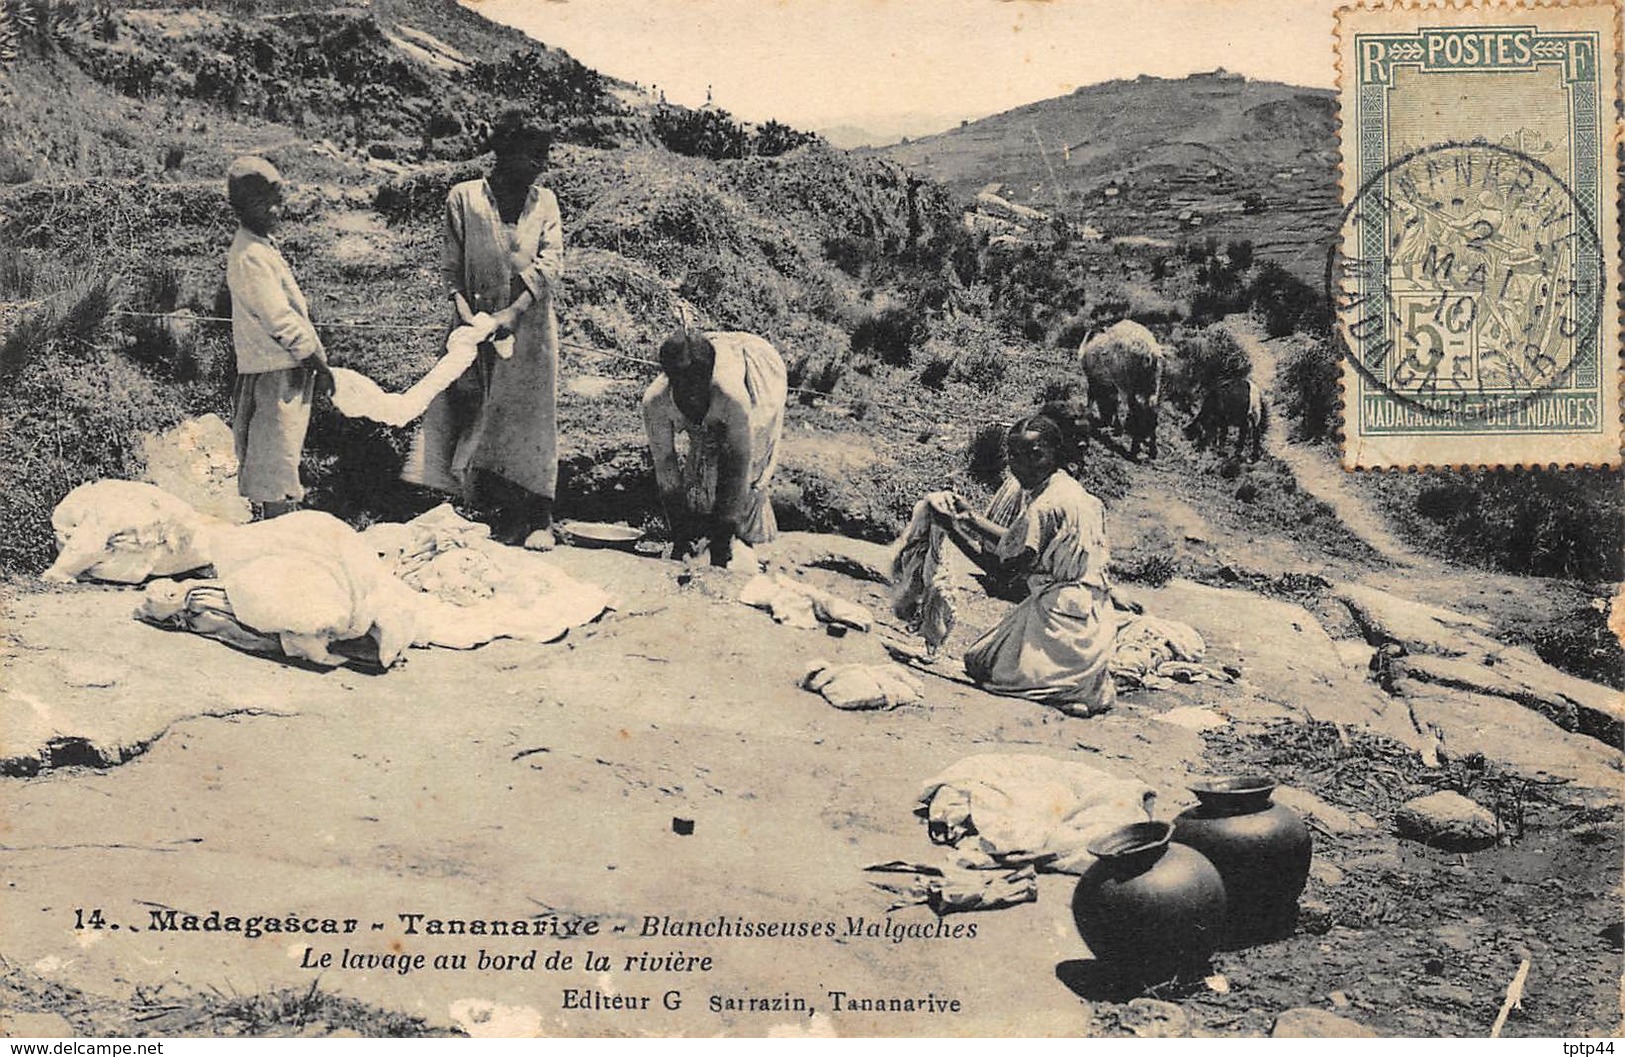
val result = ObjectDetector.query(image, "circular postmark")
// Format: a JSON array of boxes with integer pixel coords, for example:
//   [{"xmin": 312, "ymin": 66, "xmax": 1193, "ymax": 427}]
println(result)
[{"xmin": 1326, "ymin": 141, "xmax": 1606, "ymax": 425}]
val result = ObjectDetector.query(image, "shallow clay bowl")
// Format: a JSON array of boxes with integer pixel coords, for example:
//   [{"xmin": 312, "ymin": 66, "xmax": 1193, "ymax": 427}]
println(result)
[{"xmin": 559, "ymin": 521, "xmax": 644, "ymax": 550}]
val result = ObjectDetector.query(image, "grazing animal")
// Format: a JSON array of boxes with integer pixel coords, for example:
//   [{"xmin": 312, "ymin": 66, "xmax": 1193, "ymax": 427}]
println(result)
[
  {"xmin": 1184, "ymin": 376, "xmax": 1269, "ymax": 462},
  {"xmin": 1077, "ymin": 320, "xmax": 1166, "ymax": 460}
]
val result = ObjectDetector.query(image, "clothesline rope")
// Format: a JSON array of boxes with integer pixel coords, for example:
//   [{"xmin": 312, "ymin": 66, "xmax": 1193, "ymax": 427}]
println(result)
[{"xmin": 104, "ymin": 308, "xmax": 954, "ymax": 422}]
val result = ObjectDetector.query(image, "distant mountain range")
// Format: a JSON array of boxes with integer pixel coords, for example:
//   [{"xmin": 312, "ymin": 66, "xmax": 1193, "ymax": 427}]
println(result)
[{"xmin": 872, "ymin": 70, "xmax": 1339, "ymax": 276}]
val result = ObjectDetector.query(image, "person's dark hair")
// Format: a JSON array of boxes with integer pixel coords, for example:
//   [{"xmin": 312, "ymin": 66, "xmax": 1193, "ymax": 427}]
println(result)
[
  {"xmin": 1009, "ymin": 412, "xmax": 1065, "ymax": 453},
  {"xmin": 1030, "ymin": 402, "xmax": 1089, "ymax": 466},
  {"xmin": 486, "ymin": 108, "xmax": 552, "ymax": 162},
  {"xmin": 659, "ymin": 328, "xmax": 716, "ymax": 377}
]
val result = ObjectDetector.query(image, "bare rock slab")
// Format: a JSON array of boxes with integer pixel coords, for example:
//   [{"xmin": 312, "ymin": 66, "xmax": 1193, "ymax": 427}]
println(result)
[
  {"xmin": 1149, "ymin": 580, "xmax": 1426, "ymax": 750},
  {"xmin": 1272, "ymin": 785, "xmax": 1377, "ymax": 835},
  {"xmin": 1407, "ymin": 688, "xmax": 1622, "ymax": 791},
  {"xmin": 1336, "ymin": 582, "xmax": 1625, "ymax": 747},
  {"xmin": 1271, "ymin": 1008, "xmax": 1379, "ymax": 1037},
  {"xmin": 1394, "ymin": 791, "xmax": 1499, "ymax": 851},
  {"xmin": 762, "ymin": 532, "xmax": 893, "ymax": 584}
]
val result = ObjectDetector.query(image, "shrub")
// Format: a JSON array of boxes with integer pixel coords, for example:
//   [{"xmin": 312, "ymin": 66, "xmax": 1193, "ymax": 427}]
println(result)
[
  {"xmin": 965, "ymin": 421, "xmax": 1007, "ymax": 490},
  {"xmin": 823, "ymin": 234, "xmax": 878, "ymax": 278},
  {"xmin": 917, "ymin": 356, "xmax": 950, "ymax": 390},
  {"xmin": 753, "ymin": 119, "xmax": 818, "ymax": 157},
  {"xmin": 1116, "ymin": 552, "xmax": 1179, "ymax": 587},
  {"xmin": 850, "ymin": 306, "xmax": 924, "ymax": 367},
  {"xmin": 1373, "ymin": 469, "xmax": 1623, "ymax": 583},
  {"xmin": 1035, "ymin": 378, "xmax": 1081, "ymax": 405},
  {"xmin": 1527, "ymin": 600, "xmax": 1624, "ymax": 690},
  {"xmin": 651, "ymin": 103, "xmax": 749, "ymax": 160},
  {"xmin": 1278, "ymin": 338, "xmax": 1340, "ymax": 441},
  {"xmin": 1251, "ymin": 260, "xmax": 1326, "ymax": 337}
]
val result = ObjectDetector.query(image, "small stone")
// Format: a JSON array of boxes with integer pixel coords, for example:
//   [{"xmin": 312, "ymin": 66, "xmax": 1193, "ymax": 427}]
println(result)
[
  {"xmin": 1328, "ymin": 991, "xmax": 1350, "ymax": 1010},
  {"xmin": 1417, "ymin": 983, "xmax": 1475, "ymax": 1009},
  {"xmin": 1120, "ymin": 998, "xmax": 1190, "ymax": 1038},
  {"xmin": 1394, "ymin": 791, "xmax": 1499, "ymax": 851},
  {"xmin": 1298, "ymin": 898, "xmax": 1335, "ymax": 934},
  {"xmin": 1204, "ymin": 973, "xmax": 1230, "ymax": 994},
  {"xmin": 1309, "ymin": 860, "xmax": 1345, "ymax": 886},
  {"xmin": 1271, "ymin": 1008, "xmax": 1378, "ymax": 1038},
  {"xmin": 1423, "ymin": 957, "xmax": 1445, "ymax": 975}
]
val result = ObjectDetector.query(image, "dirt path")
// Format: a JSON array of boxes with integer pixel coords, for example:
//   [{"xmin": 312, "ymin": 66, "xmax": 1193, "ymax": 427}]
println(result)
[{"xmin": 1234, "ymin": 326, "xmax": 1428, "ymax": 569}]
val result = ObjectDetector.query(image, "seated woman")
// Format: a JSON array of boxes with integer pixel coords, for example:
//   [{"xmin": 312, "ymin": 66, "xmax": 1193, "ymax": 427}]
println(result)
[{"xmin": 926, "ymin": 411, "xmax": 1138, "ymax": 717}]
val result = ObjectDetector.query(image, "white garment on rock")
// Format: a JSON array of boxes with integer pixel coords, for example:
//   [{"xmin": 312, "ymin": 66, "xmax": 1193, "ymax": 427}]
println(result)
[{"xmin": 916, "ymin": 752, "xmax": 1157, "ymax": 875}]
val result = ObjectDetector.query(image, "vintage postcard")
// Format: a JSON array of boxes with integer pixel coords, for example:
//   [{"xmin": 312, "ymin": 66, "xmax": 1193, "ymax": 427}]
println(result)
[
  {"xmin": 1335, "ymin": 1, "xmax": 1623, "ymax": 469},
  {"xmin": 1, "ymin": 0, "xmax": 1621, "ymax": 1043}
]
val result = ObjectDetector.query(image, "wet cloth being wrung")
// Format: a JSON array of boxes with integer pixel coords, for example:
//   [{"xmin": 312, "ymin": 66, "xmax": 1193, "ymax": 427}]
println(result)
[{"xmin": 329, "ymin": 316, "xmax": 498, "ymax": 428}]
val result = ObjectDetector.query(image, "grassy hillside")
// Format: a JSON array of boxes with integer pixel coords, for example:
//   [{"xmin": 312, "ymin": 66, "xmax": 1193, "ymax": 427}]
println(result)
[
  {"xmin": 0, "ymin": 0, "xmax": 1617, "ymax": 660},
  {"xmin": 877, "ymin": 71, "xmax": 1339, "ymax": 280}
]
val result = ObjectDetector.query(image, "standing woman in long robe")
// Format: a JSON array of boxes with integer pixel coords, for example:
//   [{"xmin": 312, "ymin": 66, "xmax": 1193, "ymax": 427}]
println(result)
[{"xmin": 403, "ymin": 110, "xmax": 564, "ymax": 549}]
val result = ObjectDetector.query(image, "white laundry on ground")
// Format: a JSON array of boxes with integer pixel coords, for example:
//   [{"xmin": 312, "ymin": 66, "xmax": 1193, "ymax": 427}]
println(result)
[
  {"xmin": 739, "ymin": 571, "xmax": 872, "ymax": 631},
  {"xmin": 329, "ymin": 315, "xmax": 496, "ymax": 428},
  {"xmin": 801, "ymin": 660, "xmax": 923, "ymax": 710},
  {"xmin": 42, "ymin": 474, "xmax": 617, "ymax": 666},
  {"xmin": 138, "ymin": 510, "xmax": 420, "ymax": 668},
  {"xmin": 362, "ymin": 504, "xmax": 614, "ymax": 648},
  {"xmin": 44, "ymin": 479, "xmax": 217, "ymax": 585},
  {"xmin": 914, "ymin": 752, "xmax": 1158, "ymax": 875}
]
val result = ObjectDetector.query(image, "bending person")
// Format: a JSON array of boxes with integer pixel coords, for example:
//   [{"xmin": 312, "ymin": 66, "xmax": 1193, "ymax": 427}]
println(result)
[
  {"xmin": 404, "ymin": 110, "xmax": 564, "ymax": 549},
  {"xmin": 642, "ymin": 328, "xmax": 788, "ymax": 567},
  {"xmin": 927, "ymin": 412, "xmax": 1137, "ymax": 716}
]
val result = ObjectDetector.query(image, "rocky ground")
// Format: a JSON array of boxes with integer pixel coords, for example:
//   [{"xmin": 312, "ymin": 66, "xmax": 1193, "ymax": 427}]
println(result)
[{"xmin": 2, "ymin": 470, "xmax": 1619, "ymax": 1037}]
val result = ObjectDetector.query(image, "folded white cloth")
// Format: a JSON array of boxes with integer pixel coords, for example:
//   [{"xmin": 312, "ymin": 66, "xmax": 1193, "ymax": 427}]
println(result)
[{"xmin": 802, "ymin": 661, "xmax": 924, "ymax": 710}]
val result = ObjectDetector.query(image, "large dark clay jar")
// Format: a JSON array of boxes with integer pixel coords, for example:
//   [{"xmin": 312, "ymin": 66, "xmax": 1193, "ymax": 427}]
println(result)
[
  {"xmin": 1173, "ymin": 775, "xmax": 1312, "ymax": 946},
  {"xmin": 1072, "ymin": 821, "xmax": 1227, "ymax": 983}
]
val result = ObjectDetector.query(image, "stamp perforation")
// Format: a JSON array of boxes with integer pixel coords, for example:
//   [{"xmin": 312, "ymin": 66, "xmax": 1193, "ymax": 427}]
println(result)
[{"xmin": 1332, "ymin": 0, "xmax": 1625, "ymax": 471}]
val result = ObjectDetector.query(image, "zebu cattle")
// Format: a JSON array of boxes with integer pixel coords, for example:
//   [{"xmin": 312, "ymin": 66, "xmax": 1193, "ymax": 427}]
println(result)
[
  {"xmin": 1078, "ymin": 320, "xmax": 1166, "ymax": 460},
  {"xmin": 1184, "ymin": 376, "xmax": 1269, "ymax": 462}
]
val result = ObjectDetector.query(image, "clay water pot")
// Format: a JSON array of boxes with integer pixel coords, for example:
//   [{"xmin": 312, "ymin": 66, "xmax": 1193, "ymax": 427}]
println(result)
[
  {"xmin": 1172, "ymin": 775, "xmax": 1312, "ymax": 946},
  {"xmin": 1072, "ymin": 820, "xmax": 1227, "ymax": 984}
]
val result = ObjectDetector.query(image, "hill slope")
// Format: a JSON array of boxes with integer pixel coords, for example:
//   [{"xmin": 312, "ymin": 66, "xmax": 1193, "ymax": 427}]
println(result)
[{"xmin": 877, "ymin": 71, "xmax": 1339, "ymax": 275}]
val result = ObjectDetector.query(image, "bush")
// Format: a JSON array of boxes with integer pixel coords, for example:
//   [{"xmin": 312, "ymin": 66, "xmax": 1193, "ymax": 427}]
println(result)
[
  {"xmin": 917, "ymin": 356, "xmax": 950, "ymax": 390},
  {"xmin": 1174, "ymin": 325, "xmax": 1251, "ymax": 401},
  {"xmin": 1278, "ymin": 338, "xmax": 1340, "ymax": 441},
  {"xmin": 1373, "ymin": 469, "xmax": 1624, "ymax": 583},
  {"xmin": 1251, "ymin": 260, "xmax": 1326, "ymax": 337},
  {"xmin": 651, "ymin": 103, "xmax": 749, "ymax": 160},
  {"xmin": 1116, "ymin": 552, "xmax": 1179, "ymax": 587},
  {"xmin": 965, "ymin": 421, "xmax": 1007, "ymax": 490},
  {"xmin": 850, "ymin": 306, "xmax": 924, "ymax": 367},
  {"xmin": 1527, "ymin": 600, "xmax": 1624, "ymax": 690}
]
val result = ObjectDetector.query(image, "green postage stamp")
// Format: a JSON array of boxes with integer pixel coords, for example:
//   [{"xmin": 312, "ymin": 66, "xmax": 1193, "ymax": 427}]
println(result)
[{"xmin": 1335, "ymin": 1, "xmax": 1622, "ymax": 469}]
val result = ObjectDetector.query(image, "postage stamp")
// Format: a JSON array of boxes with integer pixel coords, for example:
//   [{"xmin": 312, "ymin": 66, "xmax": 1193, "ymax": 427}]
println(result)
[{"xmin": 1334, "ymin": 1, "xmax": 1623, "ymax": 469}]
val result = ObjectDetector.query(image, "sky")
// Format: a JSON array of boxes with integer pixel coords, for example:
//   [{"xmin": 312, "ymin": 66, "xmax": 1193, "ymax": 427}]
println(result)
[{"xmin": 463, "ymin": 0, "xmax": 1336, "ymax": 140}]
